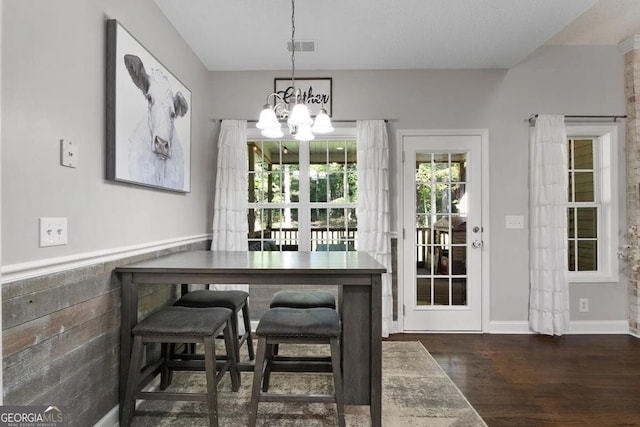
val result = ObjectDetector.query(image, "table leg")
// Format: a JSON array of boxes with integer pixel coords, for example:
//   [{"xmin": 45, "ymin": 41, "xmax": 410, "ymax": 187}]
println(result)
[
  {"xmin": 340, "ymin": 284, "xmax": 371, "ymax": 405},
  {"xmin": 370, "ymin": 274, "xmax": 382, "ymax": 427},
  {"xmin": 119, "ymin": 272, "xmax": 138, "ymax": 419}
]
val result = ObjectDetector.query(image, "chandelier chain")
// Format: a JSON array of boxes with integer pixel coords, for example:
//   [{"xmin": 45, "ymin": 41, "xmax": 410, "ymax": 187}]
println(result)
[{"xmin": 290, "ymin": 0, "xmax": 296, "ymax": 89}]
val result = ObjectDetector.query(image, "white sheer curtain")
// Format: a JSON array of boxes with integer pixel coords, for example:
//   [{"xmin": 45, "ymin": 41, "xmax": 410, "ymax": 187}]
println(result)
[
  {"xmin": 356, "ymin": 120, "xmax": 395, "ymax": 337},
  {"xmin": 529, "ymin": 115, "xmax": 570, "ymax": 335},
  {"xmin": 211, "ymin": 120, "xmax": 248, "ymax": 254},
  {"xmin": 210, "ymin": 120, "xmax": 249, "ymax": 331}
]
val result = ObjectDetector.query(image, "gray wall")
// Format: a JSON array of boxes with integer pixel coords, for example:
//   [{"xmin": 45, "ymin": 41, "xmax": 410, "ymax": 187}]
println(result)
[
  {"xmin": 1, "ymin": 0, "xmax": 215, "ymax": 421},
  {"xmin": 1, "ymin": 0, "xmax": 215, "ymax": 265},
  {"xmin": 207, "ymin": 45, "xmax": 628, "ymax": 324},
  {"xmin": 0, "ymin": 1, "xmax": 630, "ymax": 421},
  {"xmin": 0, "ymin": 0, "xmax": 628, "ymax": 345}
]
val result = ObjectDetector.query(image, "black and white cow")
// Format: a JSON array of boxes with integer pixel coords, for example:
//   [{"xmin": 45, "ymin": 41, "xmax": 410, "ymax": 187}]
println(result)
[{"xmin": 124, "ymin": 54, "xmax": 188, "ymax": 190}]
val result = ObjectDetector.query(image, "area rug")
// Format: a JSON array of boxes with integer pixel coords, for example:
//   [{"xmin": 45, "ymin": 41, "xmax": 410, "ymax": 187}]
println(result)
[{"xmin": 130, "ymin": 341, "xmax": 486, "ymax": 426}]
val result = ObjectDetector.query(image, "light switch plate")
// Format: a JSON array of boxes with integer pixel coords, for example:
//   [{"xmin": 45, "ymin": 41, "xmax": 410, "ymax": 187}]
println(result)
[
  {"xmin": 506, "ymin": 215, "xmax": 524, "ymax": 229},
  {"xmin": 61, "ymin": 139, "xmax": 78, "ymax": 168},
  {"xmin": 39, "ymin": 217, "xmax": 68, "ymax": 247}
]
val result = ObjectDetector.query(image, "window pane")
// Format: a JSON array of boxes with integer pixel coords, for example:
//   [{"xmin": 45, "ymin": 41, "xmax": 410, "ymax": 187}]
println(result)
[
  {"xmin": 347, "ymin": 166, "xmax": 357, "ymax": 203},
  {"xmin": 567, "ymin": 172, "xmax": 574, "ymax": 202},
  {"xmin": 249, "ymin": 137, "xmax": 357, "ymax": 252},
  {"xmin": 577, "ymin": 208, "xmax": 597, "ymax": 238},
  {"xmin": 329, "ymin": 172, "xmax": 345, "ymax": 202},
  {"xmin": 573, "ymin": 139, "xmax": 593, "ymax": 169},
  {"xmin": 568, "ymin": 208, "xmax": 575, "ymax": 238},
  {"xmin": 574, "ymin": 172, "xmax": 594, "ymax": 202},
  {"xmin": 309, "ymin": 166, "xmax": 328, "ymax": 202},
  {"xmin": 577, "ymin": 240, "xmax": 598, "ymax": 271},
  {"xmin": 568, "ymin": 240, "xmax": 576, "ymax": 271},
  {"xmin": 271, "ymin": 208, "xmax": 299, "ymax": 251}
]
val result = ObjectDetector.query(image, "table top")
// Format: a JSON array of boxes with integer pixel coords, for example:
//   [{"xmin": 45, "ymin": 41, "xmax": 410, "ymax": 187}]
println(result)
[{"xmin": 116, "ymin": 250, "xmax": 387, "ymax": 275}]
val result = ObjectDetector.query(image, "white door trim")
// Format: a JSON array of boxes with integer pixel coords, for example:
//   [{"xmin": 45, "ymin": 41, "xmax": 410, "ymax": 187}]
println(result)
[{"xmin": 396, "ymin": 129, "xmax": 490, "ymax": 332}]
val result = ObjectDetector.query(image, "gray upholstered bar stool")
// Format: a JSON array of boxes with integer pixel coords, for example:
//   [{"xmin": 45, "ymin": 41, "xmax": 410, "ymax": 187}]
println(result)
[
  {"xmin": 248, "ymin": 307, "xmax": 345, "ymax": 427},
  {"xmin": 174, "ymin": 289, "xmax": 254, "ymax": 361},
  {"xmin": 269, "ymin": 290, "xmax": 336, "ymax": 309},
  {"xmin": 121, "ymin": 306, "xmax": 240, "ymax": 427},
  {"xmin": 268, "ymin": 290, "xmax": 336, "ymax": 360}
]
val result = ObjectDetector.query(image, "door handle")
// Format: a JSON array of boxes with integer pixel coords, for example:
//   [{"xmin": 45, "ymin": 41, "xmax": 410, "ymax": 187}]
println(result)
[{"xmin": 472, "ymin": 240, "xmax": 483, "ymax": 249}]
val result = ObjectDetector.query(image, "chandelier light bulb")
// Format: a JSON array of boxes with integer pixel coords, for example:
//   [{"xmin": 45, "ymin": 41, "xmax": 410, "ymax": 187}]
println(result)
[
  {"xmin": 311, "ymin": 109, "xmax": 334, "ymax": 134},
  {"xmin": 257, "ymin": 105, "xmax": 279, "ymax": 130},
  {"xmin": 288, "ymin": 102, "xmax": 313, "ymax": 127},
  {"xmin": 294, "ymin": 124, "xmax": 315, "ymax": 141}
]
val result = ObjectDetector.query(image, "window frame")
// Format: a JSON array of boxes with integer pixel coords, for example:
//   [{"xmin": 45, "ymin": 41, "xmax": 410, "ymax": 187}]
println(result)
[
  {"xmin": 246, "ymin": 127, "xmax": 358, "ymax": 252},
  {"xmin": 564, "ymin": 125, "xmax": 619, "ymax": 283}
]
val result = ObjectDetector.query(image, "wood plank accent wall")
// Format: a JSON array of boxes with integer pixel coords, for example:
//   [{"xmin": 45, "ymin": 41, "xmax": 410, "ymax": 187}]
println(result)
[
  {"xmin": 623, "ymin": 38, "xmax": 640, "ymax": 336},
  {"xmin": 1, "ymin": 241, "xmax": 208, "ymax": 426}
]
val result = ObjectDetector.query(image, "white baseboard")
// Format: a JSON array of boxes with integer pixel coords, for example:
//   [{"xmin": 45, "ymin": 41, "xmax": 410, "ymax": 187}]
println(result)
[
  {"xmin": 1, "ymin": 234, "xmax": 210, "ymax": 284},
  {"xmin": 488, "ymin": 320, "xmax": 630, "ymax": 334},
  {"xmin": 567, "ymin": 320, "xmax": 629, "ymax": 334},
  {"xmin": 487, "ymin": 321, "xmax": 531, "ymax": 334}
]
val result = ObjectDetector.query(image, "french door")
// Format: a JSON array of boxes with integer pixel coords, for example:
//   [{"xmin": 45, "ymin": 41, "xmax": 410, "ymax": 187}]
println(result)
[{"xmin": 401, "ymin": 133, "xmax": 484, "ymax": 331}]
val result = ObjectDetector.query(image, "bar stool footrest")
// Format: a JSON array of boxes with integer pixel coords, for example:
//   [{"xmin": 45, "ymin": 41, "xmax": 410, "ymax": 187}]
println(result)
[
  {"xmin": 259, "ymin": 393, "xmax": 337, "ymax": 403},
  {"xmin": 135, "ymin": 391, "xmax": 209, "ymax": 402}
]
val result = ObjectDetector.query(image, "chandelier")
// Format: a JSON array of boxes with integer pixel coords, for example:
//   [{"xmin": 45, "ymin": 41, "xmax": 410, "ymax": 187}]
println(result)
[{"xmin": 256, "ymin": 0, "xmax": 334, "ymax": 141}]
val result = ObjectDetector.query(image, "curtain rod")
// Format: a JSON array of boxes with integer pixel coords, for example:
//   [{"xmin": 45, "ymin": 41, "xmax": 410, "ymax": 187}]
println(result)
[
  {"xmin": 528, "ymin": 114, "xmax": 626, "ymax": 125},
  {"xmin": 214, "ymin": 119, "xmax": 390, "ymax": 123}
]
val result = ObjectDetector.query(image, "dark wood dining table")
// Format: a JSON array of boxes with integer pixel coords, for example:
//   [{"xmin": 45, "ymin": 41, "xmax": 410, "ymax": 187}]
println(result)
[{"xmin": 115, "ymin": 250, "xmax": 385, "ymax": 426}]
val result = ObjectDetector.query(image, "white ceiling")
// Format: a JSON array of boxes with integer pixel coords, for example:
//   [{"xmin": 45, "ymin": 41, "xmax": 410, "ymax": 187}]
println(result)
[{"xmin": 153, "ymin": 0, "xmax": 640, "ymax": 71}]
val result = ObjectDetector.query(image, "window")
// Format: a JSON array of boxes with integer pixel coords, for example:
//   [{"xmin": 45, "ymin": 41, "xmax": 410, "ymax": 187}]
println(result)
[
  {"xmin": 247, "ymin": 131, "xmax": 358, "ymax": 252},
  {"xmin": 565, "ymin": 125, "xmax": 619, "ymax": 282}
]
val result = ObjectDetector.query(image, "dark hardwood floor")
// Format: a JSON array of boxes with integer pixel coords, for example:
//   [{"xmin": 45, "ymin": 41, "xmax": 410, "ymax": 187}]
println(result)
[{"xmin": 387, "ymin": 333, "xmax": 640, "ymax": 426}]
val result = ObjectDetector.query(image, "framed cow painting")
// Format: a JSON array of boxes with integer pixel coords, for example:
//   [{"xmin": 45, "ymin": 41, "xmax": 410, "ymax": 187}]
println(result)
[{"xmin": 106, "ymin": 19, "xmax": 191, "ymax": 192}]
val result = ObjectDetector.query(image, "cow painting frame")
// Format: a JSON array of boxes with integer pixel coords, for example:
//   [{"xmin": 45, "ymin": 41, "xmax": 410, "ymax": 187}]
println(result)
[{"xmin": 106, "ymin": 19, "xmax": 191, "ymax": 193}]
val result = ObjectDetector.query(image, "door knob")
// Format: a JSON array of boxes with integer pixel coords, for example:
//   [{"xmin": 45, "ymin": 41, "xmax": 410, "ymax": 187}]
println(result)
[{"xmin": 472, "ymin": 240, "xmax": 483, "ymax": 248}]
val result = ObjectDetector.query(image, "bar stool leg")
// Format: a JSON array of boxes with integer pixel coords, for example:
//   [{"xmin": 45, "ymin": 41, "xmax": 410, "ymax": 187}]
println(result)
[
  {"xmin": 261, "ymin": 343, "xmax": 276, "ymax": 392},
  {"xmin": 160, "ymin": 343, "xmax": 171, "ymax": 390},
  {"xmin": 121, "ymin": 336, "xmax": 144, "ymax": 427},
  {"xmin": 229, "ymin": 310, "xmax": 242, "ymax": 364},
  {"xmin": 242, "ymin": 304, "xmax": 255, "ymax": 360},
  {"xmin": 203, "ymin": 335, "xmax": 219, "ymax": 427},
  {"xmin": 248, "ymin": 337, "xmax": 267, "ymax": 427},
  {"xmin": 223, "ymin": 318, "xmax": 241, "ymax": 391},
  {"xmin": 330, "ymin": 337, "xmax": 346, "ymax": 427}
]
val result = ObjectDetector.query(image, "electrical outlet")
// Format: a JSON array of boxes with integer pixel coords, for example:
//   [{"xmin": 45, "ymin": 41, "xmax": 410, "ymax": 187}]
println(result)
[
  {"xmin": 39, "ymin": 217, "xmax": 68, "ymax": 247},
  {"xmin": 579, "ymin": 298, "xmax": 589, "ymax": 313}
]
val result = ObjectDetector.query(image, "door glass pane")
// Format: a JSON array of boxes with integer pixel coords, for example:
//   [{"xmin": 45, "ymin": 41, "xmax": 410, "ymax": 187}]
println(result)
[
  {"xmin": 417, "ymin": 278, "xmax": 432, "ymax": 305},
  {"xmin": 452, "ymin": 279, "xmax": 467, "ymax": 306},
  {"xmin": 414, "ymin": 151, "xmax": 469, "ymax": 307},
  {"xmin": 433, "ymin": 278, "xmax": 450, "ymax": 305},
  {"xmin": 451, "ymin": 245, "xmax": 466, "ymax": 275}
]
